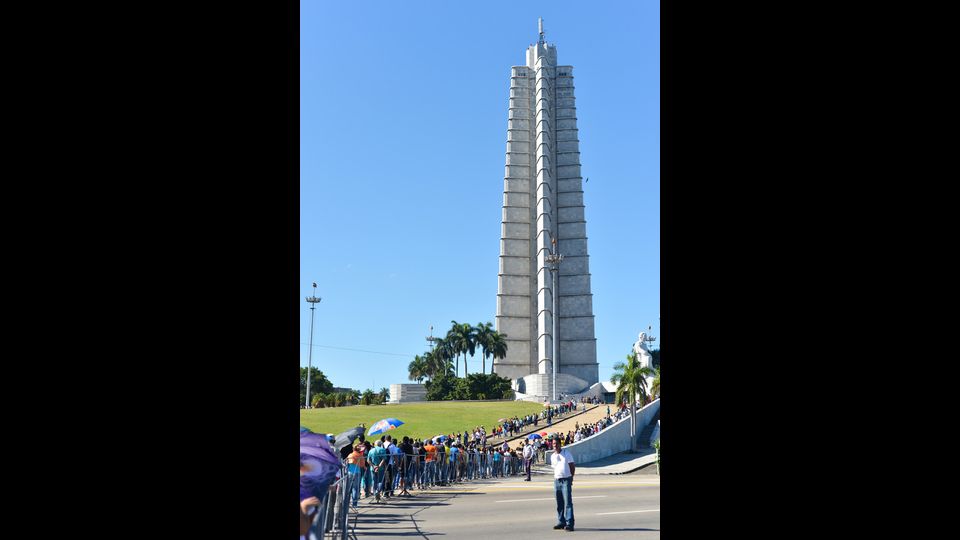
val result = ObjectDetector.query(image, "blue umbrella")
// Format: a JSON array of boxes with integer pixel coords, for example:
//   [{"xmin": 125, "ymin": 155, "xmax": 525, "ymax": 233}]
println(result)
[
  {"xmin": 527, "ymin": 433, "xmax": 543, "ymax": 440},
  {"xmin": 368, "ymin": 418, "xmax": 404, "ymax": 436}
]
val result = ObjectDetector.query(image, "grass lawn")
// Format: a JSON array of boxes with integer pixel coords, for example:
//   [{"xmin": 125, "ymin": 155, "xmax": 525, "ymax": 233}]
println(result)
[{"xmin": 299, "ymin": 401, "xmax": 545, "ymax": 441}]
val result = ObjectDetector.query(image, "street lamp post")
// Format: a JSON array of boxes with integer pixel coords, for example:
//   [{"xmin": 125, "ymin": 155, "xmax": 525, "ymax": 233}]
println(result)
[
  {"xmin": 426, "ymin": 325, "xmax": 437, "ymax": 349},
  {"xmin": 545, "ymin": 239, "xmax": 563, "ymax": 402},
  {"xmin": 305, "ymin": 282, "xmax": 322, "ymax": 409}
]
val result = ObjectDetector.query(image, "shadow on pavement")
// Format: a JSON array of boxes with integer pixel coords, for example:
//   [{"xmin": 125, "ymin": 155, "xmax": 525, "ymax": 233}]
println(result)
[{"xmin": 573, "ymin": 528, "xmax": 660, "ymax": 532}]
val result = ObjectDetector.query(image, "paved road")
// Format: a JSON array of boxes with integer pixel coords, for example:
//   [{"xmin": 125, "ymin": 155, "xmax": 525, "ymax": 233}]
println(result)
[{"xmin": 348, "ymin": 472, "xmax": 659, "ymax": 539}]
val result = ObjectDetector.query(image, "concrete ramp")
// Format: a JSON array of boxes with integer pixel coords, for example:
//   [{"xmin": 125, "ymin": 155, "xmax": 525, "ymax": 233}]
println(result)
[
  {"xmin": 534, "ymin": 449, "xmax": 657, "ymax": 475},
  {"xmin": 547, "ymin": 399, "xmax": 660, "ymax": 465}
]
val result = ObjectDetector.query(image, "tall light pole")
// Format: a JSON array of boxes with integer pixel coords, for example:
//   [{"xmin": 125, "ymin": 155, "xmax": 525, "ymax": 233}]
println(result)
[
  {"xmin": 305, "ymin": 282, "xmax": 322, "ymax": 409},
  {"xmin": 545, "ymin": 238, "xmax": 563, "ymax": 402}
]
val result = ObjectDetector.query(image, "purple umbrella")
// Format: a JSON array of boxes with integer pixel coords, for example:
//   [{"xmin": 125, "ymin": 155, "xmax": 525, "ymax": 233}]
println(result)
[{"xmin": 300, "ymin": 431, "xmax": 340, "ymax": 501}]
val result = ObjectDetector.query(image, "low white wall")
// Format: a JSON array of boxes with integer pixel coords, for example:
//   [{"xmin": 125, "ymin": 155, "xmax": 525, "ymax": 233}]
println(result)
[
  {"xmin": 546, "ymin": 399, "xmax": 660, "ymax": 464},
  {"xmin": 388, "ymin": 383, "xmax": 426, "ymax": 403}
]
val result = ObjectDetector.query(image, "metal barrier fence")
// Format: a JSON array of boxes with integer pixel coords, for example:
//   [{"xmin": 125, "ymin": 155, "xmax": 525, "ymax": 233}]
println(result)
[
  {"xmin": 352, "ymin": 447, "xmax": 543, "ymax": 495},
  {"xmin": 305, "ymin": 449, "xmax": 546, "ymax": 539},
  {"xmin": 307, "ymin": 464, "xmax": 351, "ymax": 540}
]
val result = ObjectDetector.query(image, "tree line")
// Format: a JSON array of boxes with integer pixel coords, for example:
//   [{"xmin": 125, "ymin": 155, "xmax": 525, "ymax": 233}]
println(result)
[
  {"xmin": 405, "ymin": 320, "xmax": 513, "ymax": 400},
  {"xmin": 300, "ymin": 367, "xmax": 391, "ymax": 408},
  {"xmin": 407, "ymin": 320, "xmax": 508, "ymax": 382}
]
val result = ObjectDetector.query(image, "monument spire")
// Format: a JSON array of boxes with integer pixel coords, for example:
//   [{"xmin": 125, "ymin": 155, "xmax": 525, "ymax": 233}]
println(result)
[{"xmin": 496, "ymin": 21, "xmax": 598, "ymax": 398}]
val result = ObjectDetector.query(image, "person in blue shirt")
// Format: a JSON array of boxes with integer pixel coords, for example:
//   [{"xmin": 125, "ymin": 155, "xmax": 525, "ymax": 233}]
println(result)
[
  {"xmin": 448, "ymin": 442, "xmax": 460, "ymax": 482},
  {"xmin": 367, "ymin": 440, "xmax": 388, "ymax": 503}
]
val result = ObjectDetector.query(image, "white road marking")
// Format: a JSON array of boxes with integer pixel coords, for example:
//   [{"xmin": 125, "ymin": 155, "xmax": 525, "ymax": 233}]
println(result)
[
  {"xmin": 482, "ymin": 482, "xmax": 660, "ymax": 490},
  {"xmin": 596, "ymin": 508, "xmax": 660, "ymax": 515},
  {"xmin": 496, "ymin": 495, "xmax": 607, "ymax": 503}
]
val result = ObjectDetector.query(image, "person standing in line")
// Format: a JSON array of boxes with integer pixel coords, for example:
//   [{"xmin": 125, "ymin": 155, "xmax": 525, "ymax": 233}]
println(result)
[
  {"xmin": 361, "ymin": 440, "xmax": 373, "ymax": 498},
  {"xmin": 523, "ymin": 441, "xmax": 534, "ymax": 481},
  {"xmin": 550, "ymin": 437, "xmax": 576, "ymax": 531},
  {"xmin": 367, "ymin": 440, "xmax": 387, "ymax": 504},
  {"xmin": 398, "ymin": 436, "xmax": 414, "ymax": 496},
  {"xmin": 423, "ymin": 439, "xmax": 436, "ymax": 488},
  {"xmin": 383, "ymin": 435, "xmax": 396, "ymax": 498},
  {"xmin": 346, "ymin": 444, "xmax": 366, "ymax": 508}
]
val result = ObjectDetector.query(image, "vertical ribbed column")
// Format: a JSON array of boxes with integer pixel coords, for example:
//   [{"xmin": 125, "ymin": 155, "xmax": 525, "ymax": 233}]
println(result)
[
  {"xmin": 534, "ymin": 44, "xmax": 556, "ymax": 380},
  {"xmin": 495, "ymin": 65, "xmax": 535, "ymax": 381},
  {"xmin": 554, "ymin": 65, "xmax": 598, "ymax": 386}
]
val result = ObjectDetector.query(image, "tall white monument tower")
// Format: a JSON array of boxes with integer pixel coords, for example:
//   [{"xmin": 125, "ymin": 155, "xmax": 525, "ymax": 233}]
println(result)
[{"xmin": 495, "ymin": 19, "xmax": 598, "ymax": 399}]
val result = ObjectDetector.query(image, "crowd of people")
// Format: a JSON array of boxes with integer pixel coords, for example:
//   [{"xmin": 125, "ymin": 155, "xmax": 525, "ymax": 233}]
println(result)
[
  {"xmin": 342, "ymin": 431, "xmax": 552, "ymax": 507},
  {"xmin": 300, "ymin": 396, "xmax": 630, "ymax": 537},
  {"xmin": 492, "ymin": 398, "xmax": 593, "ymax": 439},
  {"xmin": 538, "ymin": 403, "xmax": 633, "ymax": 447}
]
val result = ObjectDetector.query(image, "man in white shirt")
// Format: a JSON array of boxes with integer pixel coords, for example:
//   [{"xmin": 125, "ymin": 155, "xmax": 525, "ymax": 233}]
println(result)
[{"xmin": 550, "ymin": 437, "xmax": 576, "ymax": 531}]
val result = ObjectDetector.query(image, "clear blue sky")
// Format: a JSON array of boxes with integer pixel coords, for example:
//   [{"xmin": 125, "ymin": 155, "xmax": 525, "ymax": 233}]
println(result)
[{"xmin": 300, "ymin": 0, "xmax": 659, "ymax": 393}]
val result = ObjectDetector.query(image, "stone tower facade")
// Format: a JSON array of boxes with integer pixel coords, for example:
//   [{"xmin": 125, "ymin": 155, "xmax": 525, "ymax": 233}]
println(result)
[{"xmin": 494, "ymin": 22, "xmax": 598, "ymax": 398}]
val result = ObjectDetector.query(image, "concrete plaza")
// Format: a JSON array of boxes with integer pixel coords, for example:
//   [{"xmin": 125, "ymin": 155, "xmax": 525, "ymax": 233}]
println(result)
[{"xmin": 348, "ymin": 471, "xmax": 660, "ymax": 538}]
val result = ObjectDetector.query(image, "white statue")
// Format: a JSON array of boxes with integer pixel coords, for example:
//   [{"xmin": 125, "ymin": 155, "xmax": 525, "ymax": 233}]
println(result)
[{"xmin": 633, "ymin": 331, "xmax": 653, "ymax": 370}]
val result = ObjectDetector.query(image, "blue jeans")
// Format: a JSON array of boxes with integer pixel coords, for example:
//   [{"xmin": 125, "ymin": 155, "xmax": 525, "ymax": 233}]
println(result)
[
  {"xmin": 362, "ymin": 467, "xmax": 373, "ymax": 496},
  {"xmin": 373, "ymin": 467, "xmax": 385, "ymax": 497},
  {"xmin": 405, "ymin": 463, "xmax": 415, "ymax": 488},
  {"xmin": 555, "ymin": 477, "xmax": 574, "ymax": 527},
  {"xmin": 424, "ymin": 461, "xmax": 435, "ymax": 485},
  {"xmin": 348, "ymin": 470, "xmax": 361, "ymax": 506}
]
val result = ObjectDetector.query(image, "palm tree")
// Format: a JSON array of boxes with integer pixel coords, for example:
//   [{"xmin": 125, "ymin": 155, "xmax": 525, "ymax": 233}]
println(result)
[
  {"xmin": 378, "ymin": 387, "xmax": 390, "ymax": 404},
  {"xmin": 474, "ymin": 321, "xmax": 495, "ymax": 374},
  {"xmin": 408, "ymin": 354, "xmax": 428, "ymax": 383},
  {"xmin": 422, "ymin": 349, "xmax": 436, "ymax": 379},
  {"xmin": 448, "ymin": 321, "xmax": 476, "ymax": 377},
  {"xmin": 611, "ymin": 352, "xmax": 655, "ymax": 452},
  {"xmin": 488, "ymin": 331, "xmax": 508, "ymax": 375},
  {"xmin": 349, "ymin": 389, "xmax": 361, "ymax": 405},
  {"xmin": 446, "ymin": 324, "xmax": 461, "ymax": 376},
  {"xmin": 361, "ymin": 389, "xmax": 376, "ymax": 405},
  {"xmin": 649, "ymin": 366, "xmax": 660, "ymax": 400},
  {"xmin": 429, "ymin": 339, "xmax": 454, "ymax": 378}
]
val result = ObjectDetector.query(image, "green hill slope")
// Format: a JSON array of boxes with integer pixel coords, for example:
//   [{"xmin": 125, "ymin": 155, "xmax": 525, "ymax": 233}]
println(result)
[{"xmin": 299, "ymin": 401, "xmax": 545, "ymax": 441}]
